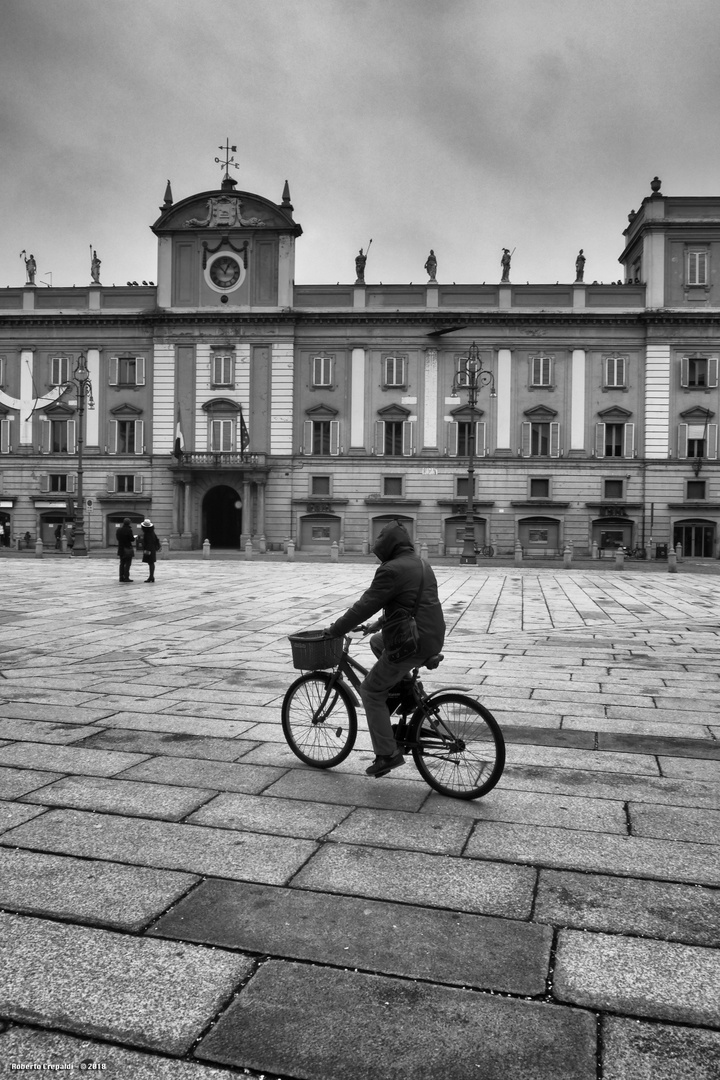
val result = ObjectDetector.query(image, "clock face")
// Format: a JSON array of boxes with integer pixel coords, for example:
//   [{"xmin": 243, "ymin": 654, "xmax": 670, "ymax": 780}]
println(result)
[{"xmin": 209, "ymin": 255, "xmax": 241, "ymax": 288}]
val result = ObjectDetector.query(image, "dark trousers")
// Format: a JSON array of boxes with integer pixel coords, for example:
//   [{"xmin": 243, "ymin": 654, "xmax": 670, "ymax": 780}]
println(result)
[
  {"xmin": 358, "ymin": 632, "xmax": 424, "ymax": 757},
  {"xmin": 119, "ymin": 556, "xmax": 133, "ymax": 581}
]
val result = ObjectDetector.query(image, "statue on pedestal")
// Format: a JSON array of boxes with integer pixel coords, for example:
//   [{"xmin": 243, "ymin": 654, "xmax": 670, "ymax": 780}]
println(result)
[
  {"xmin": 500, "ymin": 248, "xmax": 511, "ymax": 283},
  {"xmin": 355, "ymin": 247, "xmax": 368, "ymax": 285},
  {"xmin": 424, "ymin": 249, "xmax": 437, "ymax": 282},
  {"xmin": 21, "ymin": 251, "xmax": 36, "ymax": 285},
  {"xmin": 575, "ymin": 249, "xmax": 585, "ymax": 283},
  {"xmin": 90, "ymin": 249, "xmax": 102, "ymax": 285}
]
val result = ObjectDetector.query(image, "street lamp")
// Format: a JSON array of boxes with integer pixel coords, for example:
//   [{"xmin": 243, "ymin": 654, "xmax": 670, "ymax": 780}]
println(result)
[
  {"xmin": 452, "ymin": 342, "xmax": 496, "ymax": 565},
  {"xmin": 71, "ymin": 352, "xmax": 94, "ymax": 557}
]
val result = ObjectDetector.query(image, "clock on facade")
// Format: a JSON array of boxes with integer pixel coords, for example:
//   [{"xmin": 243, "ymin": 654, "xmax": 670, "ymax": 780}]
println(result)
[{"xmin": 205, "ymin": 251, "xmax": 246, "ymax": 294}]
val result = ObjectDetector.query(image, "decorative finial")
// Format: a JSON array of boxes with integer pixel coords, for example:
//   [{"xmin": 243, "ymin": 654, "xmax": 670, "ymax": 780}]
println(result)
[
  {"xmin": 215, "ymin": 139, "xmax": 240, "ymax": 190},
  {"xmin": 160, "ymin": 180, "xmax": 173, "ymax": 211},
  {"xmin": 650, "ymin": 176, "xmax": 662, "ymax": 195},
  {"xmin": 281, "ymin": 180, "xmax": 293, "ymax": 211}
]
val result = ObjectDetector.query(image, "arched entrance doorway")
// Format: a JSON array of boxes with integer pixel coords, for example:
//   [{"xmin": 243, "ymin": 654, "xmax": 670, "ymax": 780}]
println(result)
[
  {"xmin": 0, "ymin": 510, "xmax": 11, "ymax": 547},
  {"xmin": 202, "ymin": 485, "xmax": 242, "ymax": 548},
  {"xmin": 444, "ymin": 515, "xmax": 487, "ymax": 554},
  {"xmin": 518, "ymin": 516, "xmax": 561, "ymax": 556}
]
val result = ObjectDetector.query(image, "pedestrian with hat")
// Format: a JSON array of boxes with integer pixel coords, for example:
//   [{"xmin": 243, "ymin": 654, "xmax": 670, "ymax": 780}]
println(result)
[
  {"xmin": 116, "ymin": 517, "xmax": 136, "ymax": 583},
  {"xmin": 139, "ymin": 518, "xmax": 161, "ymax": 583}
]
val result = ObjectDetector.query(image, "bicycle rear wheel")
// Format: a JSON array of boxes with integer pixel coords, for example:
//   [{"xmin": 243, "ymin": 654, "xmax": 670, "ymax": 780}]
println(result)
[
  {"xmin": 281, "ymin": 672, "xmax": 357, "ymax": 768},
  {"xmin": 410, "ymin": 692, "xmax": 505, "ymax": 799}
]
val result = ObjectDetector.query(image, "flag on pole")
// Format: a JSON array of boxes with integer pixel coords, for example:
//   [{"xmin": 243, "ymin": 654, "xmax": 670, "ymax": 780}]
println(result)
[
  {"xmin": 240, "ymin": 406, "xmax": 250, "ymax": 451},
  {"xmin": 173, "ymin": 406, "xmax": 185, "ymax": 458}
]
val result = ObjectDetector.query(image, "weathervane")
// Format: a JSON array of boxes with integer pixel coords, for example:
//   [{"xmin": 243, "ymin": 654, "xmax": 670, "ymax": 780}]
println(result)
[{"xmin": 214, "ymin": 139, "xmax": 240, "ymax": 182}]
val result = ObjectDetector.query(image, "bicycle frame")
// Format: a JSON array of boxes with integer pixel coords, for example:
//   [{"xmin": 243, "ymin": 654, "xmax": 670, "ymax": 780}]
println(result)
[{"xmin": 312, "ymin": 635, "xmax": 461, "ymax": 753}]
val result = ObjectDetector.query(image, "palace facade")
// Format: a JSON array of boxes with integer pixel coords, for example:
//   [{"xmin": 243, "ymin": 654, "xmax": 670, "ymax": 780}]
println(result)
[{"xmin": 2, "ymin": 173, "xmax": 720, "ymax": 558}]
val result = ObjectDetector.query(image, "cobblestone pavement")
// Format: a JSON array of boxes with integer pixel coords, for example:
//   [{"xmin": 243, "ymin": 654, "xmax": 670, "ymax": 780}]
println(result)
[{"xmin": 0, "ymin": 557, "xmax": 719, "ymax": 1079}]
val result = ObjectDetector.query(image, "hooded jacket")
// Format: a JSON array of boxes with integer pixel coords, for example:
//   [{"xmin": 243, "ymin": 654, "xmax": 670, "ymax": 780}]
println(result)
[{"xmin": 328, "ymin": 523, "xmax": 445, "ymax": 656}]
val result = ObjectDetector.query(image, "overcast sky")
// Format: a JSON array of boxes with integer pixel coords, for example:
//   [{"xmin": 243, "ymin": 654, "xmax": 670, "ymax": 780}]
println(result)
[{"xmin": 2, "ymin": 0, "xmax": 719, "ymax": 291}]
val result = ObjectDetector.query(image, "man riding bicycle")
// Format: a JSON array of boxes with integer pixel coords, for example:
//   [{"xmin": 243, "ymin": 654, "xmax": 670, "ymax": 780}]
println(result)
[{"xmin": 324, "ymin": 520, "xmax": 446, "ymax": 778}]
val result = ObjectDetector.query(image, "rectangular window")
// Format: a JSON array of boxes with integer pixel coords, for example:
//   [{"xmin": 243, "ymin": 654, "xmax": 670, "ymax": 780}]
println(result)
[
  {"xmin": 383, "ymin": 356, "xmax": 406, "ymax": 387},
  {"xmin": 311, "ymin": 475, "xmax": 331, "ymax": 496},
  {"xmin": 0, "ymin": 357, "xmax": 4, "ymax": 386},
  {"xmin": 456, "ymin": 476, "xmax": 476, "ymax": 498},
  {"xmin": 688, "ymin": 250, "xmax": 708, "ymax": 286},
  {"xmin": 604, "ymin": 479, "xmax": 624, "ymax": 500},
  {"xmin": 212, "ymin": 355, "xmax": 234, "ymax": 386},
  {"xmin": 0, "ymin": 419, "xmax": 11, "ymax": 454},
  {"xmin": 116, "ymin": 474, "xmax": 136, "ymax": 493},
  {"xmin": 681, "ymin": 356, "xmax": 720, "ymax": 389},
  {"xmin": 530, "ymin": 478, "xmax": 550, "ymax": 498},
  {"xmin": 605, "ymin": 355, "xmax": 626, "ymax": 387},
  {"xmin": 312, "ymin": 355, "xmax": 333, "ymax": 387},
  {"xmin": 303, "ymin": 419, "xmax": 339, "ymax": 456},
  {"xmin": 687, "ymin": 480, "xmax": 706, "ymax": 500},
  {"xmin": 383, "ymin": 476, "xmax": 403, "ymax": 497},
  {"xmin": 521, "ymin": 420, "xmax": 560, "ymax": 458},
  {"xmin": 384, "ymin": 421, "xmax": 404, "ymax": 456},
  {"xmin": 531, "ymin": 356, "xmax": 552, "ymax": 386},
  {"xmin": 51, "ymin": 420, "xmax": 68, "ymax": 453},
  {"xmin": 50, "ymin": 357, "xmax": 70, "ymax": 386},
  {"xmin": 531, "ymin": 423, "xmax": 550, "ymax": 455},
  {"xmin": 109, "ymin": 356, "xmax": 146, "ymax": 386},
  {"xmin": 604, "ymin": 424, "xmax": 624, "ymax": 458},
  {"xmin": 49, "ymin": 474, "xmax": 68, "ymax": 492},
  {"xmin": 211, "ymin": 419, "xmax": 233, "ymax": 452},
  {"xmin": 118, "ymin": 420, "xmax": 137, "ymax": 454}
]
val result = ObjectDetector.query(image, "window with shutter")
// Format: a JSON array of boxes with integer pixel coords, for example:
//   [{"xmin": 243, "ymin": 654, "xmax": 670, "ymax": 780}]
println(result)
[
  {"xmin": 531, "ymin": 356, "xmax": 552, "ymax": 386},
  {"xmin": 383, "ymin": 356, "xmax": 406, "ymax": 386},
  {"xmin": 312, "ymin": 355, "xmax": 333, "ymax": 387},
  {"xmin": 0, "ymin": 419, "xmax": 11, "ymax": 454},
  {"xmin": 687, "ymin": 250, "xmax": 708, "ymax": 286},
  {"xmin": 213, "ymin": 355, "xmax": 234, "ymax": 386},
  {"xmin": 50, "ymin": 357, "xmax": 70, "ymax": 386}
]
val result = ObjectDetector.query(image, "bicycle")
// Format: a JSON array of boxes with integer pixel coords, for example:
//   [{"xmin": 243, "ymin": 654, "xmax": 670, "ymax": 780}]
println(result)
[
  {"xmin": 473, "ymin": 544, "xmax": 495, "ymax": 558},
  {"xmin": 282, "ymin": 629, "xmax": 505, "ymax": 800}
]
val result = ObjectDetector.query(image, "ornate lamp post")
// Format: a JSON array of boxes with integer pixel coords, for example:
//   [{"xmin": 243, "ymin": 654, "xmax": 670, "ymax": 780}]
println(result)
[
  {"xmin": 452, "ymin": 342, "xmax": 495, "ymax": 565},
  {"xmin": 71, "ymin": 352, "xmax": 94, "ymax": 557}
]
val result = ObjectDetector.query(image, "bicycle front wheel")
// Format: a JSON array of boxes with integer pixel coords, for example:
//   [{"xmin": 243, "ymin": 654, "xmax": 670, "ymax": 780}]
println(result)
[
  {"xmin": 281, "ymin": 672, "xmax": 357, "ymax": 768},
  {"xmin": 410, "ymin": 692, "xmax": 505, "ymax": 799}
]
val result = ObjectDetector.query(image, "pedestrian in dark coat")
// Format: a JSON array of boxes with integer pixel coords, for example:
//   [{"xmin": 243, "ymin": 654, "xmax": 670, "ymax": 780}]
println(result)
[
  {"xmin": 139, "ymin": 518, "xmax": 161, "ymax": 583},
  {"xmin": 326, "ymin": 520, "xmax": 446, "ymax": 778},
  {"xmin": 116, "ymin": 517, "xmax": 136, "ymax": 583}
]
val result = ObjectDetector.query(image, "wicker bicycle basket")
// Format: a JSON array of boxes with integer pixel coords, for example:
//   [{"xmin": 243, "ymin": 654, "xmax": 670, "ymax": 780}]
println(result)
[{"xmin": 288, "ymin": 631, "xmax": 343, "ymax": 670}]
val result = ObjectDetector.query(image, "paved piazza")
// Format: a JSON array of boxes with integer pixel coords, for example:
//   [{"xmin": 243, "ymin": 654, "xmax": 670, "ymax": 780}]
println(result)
[{"xmin": 1, "ymin": 555, "xmax": 720, "ymax": 1079}]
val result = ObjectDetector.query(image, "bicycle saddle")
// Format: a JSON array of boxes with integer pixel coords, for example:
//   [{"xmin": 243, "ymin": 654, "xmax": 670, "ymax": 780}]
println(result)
[{"xmin": 424, "ymin": 653, "xmax": 444, "ymax": 670}]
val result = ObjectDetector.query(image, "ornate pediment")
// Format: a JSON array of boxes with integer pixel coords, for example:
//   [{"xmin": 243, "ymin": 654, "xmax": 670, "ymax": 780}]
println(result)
[
  {"xmin": 153, "ymin": 188, "xmax": 301, "ymax": 235},
  {"xmin": 597, "ymin": 405, "xmax": 633, "ymax": 421},
  {"xmin": 680, "ymin": 405, "xmax": 715, "ymax": 421},
  {"xmin": 377, "ymin": 404, "xmax": 411, "ymax": 420},
  {"xmin": 449, "ymin": 404, "xmax": 484, "ymax": 420},
  {"xmin": 42, "ymin": 402, "xmax": 75, "ymax": 418},
  {"xmin": 305, "ymin": 403, "xmax": 339, "ymax": 419},
  {"xmin": 523, "ymin": 404, "xmax": 558, "ymax": 421},
  {"xmin": 110, "ymin": 403, "xmax": 144, "ymax": 417},
  {"xmin": 202, "ymin": 398, "xmax": 243, "ymax": 414}
]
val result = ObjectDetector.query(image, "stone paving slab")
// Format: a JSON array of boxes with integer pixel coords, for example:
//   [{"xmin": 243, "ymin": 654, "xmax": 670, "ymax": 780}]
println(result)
[
  {"xmin": 20, "ymin": 774, "xmax": 216, "ymax": 820},
  {"xmin": 600, "ymin": 732, "xmax": 720, "ymax": 758},
  {"xmin": 465, "ymin": 820, "xmax": 720, "ymax": 885},
  {"xmin": 658, "ymin": 755, "xmax": 720, "ymax": 782},
  {"xmin": 0, "ymin": 912, "xmax": 251, "ymax": 1056},
  {"xmin": 0, "ymin": 764, "xmax": 62, "ymax": 799},
  {"xmin": 291, "ymin": 841, "xmax": 535, "ymax": 918},
  {"xmin": 0, "ymin": 718, "xmax": 103, "ymax": 744},
  {"xmin": 0, "ymin": 701, "xmax": 117, "ymax": 723},
  {"xmin": 629, "ymin": 801, "xmax": 720, "ymax": 844},
  {"xmin": 0, "ymin": 799, "xmax": 47, "ymax": 833},
  {"xmin": 534, "ymin": 868, "xmax": 720, "ymax": 947},
  {"xmin": 326, "ymin": 806, "xmax": 474, "ymax": 854},
  {"xmin": 264, "ymin": 762, "xmax": 429, "ymax": 811},
  {"xmin": 0, "ymin": 847, "xmax": 198, "ymax": 930},
  {"xmin": 421, "ymin": 785, "xmax": 627, "ymax": 832},
  {"xmin": 501, "ymin": 762, "xmax": 720, "ymax": 809},
  {"xmin": 151, "ymin": 878, "xmax": 552, "ymax": 995},
  {"xmin": 75, "ymin": 727, "xmax": 259, "ymax": 761},
  {"xmin": 89, "ymin": 710, "xmax": 257, "ymax": 738},
  {"xmin": 195, "ymin": 960, "xmax": 597, "ymax": 1080},
  {"xmin": 0, "ymin": 741, "xmax": 150, "ymax": 777},
  {"xmin": 554, "ymin": 928, "xmax": 720, "ymax": 1027},
  {"xmin": 186, "ymin": 790, "xmax": 353, "ymax": 838},
  {"xmin": 117, "ymin": 754, "xmax": 286, "ymax": 794},
  {"xmin": 505, "ymin": 743, "xmax": 660, "ymax": 775},
  {"xmin": 601, "ymin": 1016, "xmax": 720, "ymax": 1080},
  {"xmin": 0, "ymin": 807, "xmax": 318, "ymax": 884},
  {"xmin": 0, "ymin": 1026, "xmax": 238, "ymax": 1080}
]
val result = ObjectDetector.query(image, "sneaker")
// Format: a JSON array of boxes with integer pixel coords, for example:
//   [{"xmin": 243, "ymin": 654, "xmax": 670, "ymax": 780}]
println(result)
[{"xmin": 365, "ymin": 752, "xmax": 405, "ymax": 778}]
